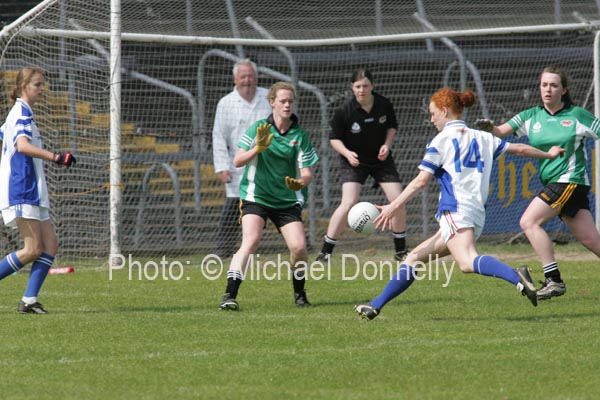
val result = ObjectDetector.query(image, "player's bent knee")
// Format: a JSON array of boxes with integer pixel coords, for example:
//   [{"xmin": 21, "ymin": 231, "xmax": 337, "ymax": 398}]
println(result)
[
  {"xmin": 46, "ymin": 238, "xmax": 60, "ymax": 256},
  {"xmin": 21, "ymin": 246, "xmax": 43, "ymax": 263}
]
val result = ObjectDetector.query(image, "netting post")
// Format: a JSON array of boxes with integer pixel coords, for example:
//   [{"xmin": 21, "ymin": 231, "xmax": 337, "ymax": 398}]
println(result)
[
  {"xmin": 594, "ymin": 30, "xmax": 600, "ymax": 232},
  {"xmin": 109, "ymin": 0, "xmax": 122, "ymax": 263}
]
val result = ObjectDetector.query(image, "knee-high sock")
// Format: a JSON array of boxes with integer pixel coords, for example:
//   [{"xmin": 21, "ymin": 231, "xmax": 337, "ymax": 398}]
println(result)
[
  {"xmin": 370, "ymin": 265, "xmax": 415, "ymax": 310},
  {"xmin": 0, "ymin": 252, "xmax": 24, "ymax": 280},
  {"xmin": 24, "ymin": 253, "xmax": 55, "ymax": 298},
  {"xmin": 473, "ymin": 255, "xmax": 519, "ymax": 285}
]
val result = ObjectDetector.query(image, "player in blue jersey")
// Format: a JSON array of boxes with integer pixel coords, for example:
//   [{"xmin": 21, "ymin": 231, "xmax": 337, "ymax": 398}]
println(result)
[
  {"xmin": 354, "ymin": 88, "xmax": 565, "ymax": 320},
  {"xmin": 0, "ymin": 66, "xmax": 75, "ymax": 314},
  {"xmin": 478, "ymin": 67, "xmax": 600, "ymax": 300}
]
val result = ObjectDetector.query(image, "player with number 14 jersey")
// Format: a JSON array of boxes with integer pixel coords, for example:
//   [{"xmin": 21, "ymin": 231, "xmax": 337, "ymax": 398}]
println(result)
[{"xmin": 419, "ymin": 120, "xmax": 509, "ymax": 229}]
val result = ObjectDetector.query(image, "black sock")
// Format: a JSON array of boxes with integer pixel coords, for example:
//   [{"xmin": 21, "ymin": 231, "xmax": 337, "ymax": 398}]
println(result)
[
  {"xmin": 320, "ymin": 235, "xmax": 337, "ymax": 254},
  {"xmin": 225, "ymin": 271, "xmax": 243, "ymax": 298},
  {"xmin": 292, "ymin": 269, "xmax": 306, "ymax": 293},
  {"xmin": 542, "ymin": 262, "xmax": 562, "ymax": 283},
  {"xmin": 393, "ymin": 231, "xmax": 406, "ymax": 253}
]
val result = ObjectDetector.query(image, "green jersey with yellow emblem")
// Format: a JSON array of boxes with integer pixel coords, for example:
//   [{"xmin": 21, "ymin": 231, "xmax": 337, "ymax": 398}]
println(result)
[
  {"xmin": 508, "ymin": 104, "xmax": 600, "ymax": 185},
  {"xmin": 238, "ymin": 114, "xmax": 319, "ymax": 209}
]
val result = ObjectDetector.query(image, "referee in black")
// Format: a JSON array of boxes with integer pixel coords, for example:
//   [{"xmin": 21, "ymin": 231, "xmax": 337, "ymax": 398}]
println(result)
[{"xmin": 316, "ymin": 68, "xmax": 408, "ymax": 262}]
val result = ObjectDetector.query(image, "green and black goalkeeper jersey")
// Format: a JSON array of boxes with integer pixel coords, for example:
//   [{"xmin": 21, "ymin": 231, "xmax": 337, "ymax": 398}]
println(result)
[{"xmin": 238, "ymin": 114, "xmax": 319, "ymax": 209}]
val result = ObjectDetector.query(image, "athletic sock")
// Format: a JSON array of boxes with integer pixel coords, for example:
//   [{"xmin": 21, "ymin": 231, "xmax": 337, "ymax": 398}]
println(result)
[
  {"xmin": 473, "ymin": 255, "xmax": 519, "ymax": 285},
  {"xmin": 392, "ymin": 231, "xmax": 407, "ymax": 253},
  {"xmin": 0, "ymin": 252, "xmax": 24, "ymax": 280},
  {"xmin": 320, "ymin": 235, "xmax": 337, "ymax": 255},
  {"xmin": 225, "ymin": 270, "xmax": 243, "ymax": 298},
  {"xmin": 292, "ymin": 268, "xmax": 306, "ymax": 293},
  {"xmin": 370, "ymin": 265, "xmax": 415, "ymax": 310},
  {"xmin": 22, "ymin": 296, "xmax": 37, "ymax": 305},
  {"xmin": 23, "ymin": 253, "xmax": 54, "ymax": 298},
  {"xmin": 542, "ymin": 262, "xmax": 562, "ymax": 282}
]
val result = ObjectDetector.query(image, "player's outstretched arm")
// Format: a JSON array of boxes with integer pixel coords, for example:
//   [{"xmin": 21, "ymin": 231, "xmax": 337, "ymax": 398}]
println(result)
[
  {"xmin": 374, "ymin": 170, "xmax": 432, "ymax": 231},
  {"xmin": 16, "ymin": 136, "xmax": 76, "ymax": 167},
  {"xmin": 507, "ymin": 143, "xmax": 565, "ymax": 159},
  {"xmin": 473, "ymin": 119, "xmax": 514, "ymax": 138}
]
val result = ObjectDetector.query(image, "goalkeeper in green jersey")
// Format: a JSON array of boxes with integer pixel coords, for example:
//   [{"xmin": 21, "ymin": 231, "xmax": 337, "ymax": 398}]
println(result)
[
  {"xmin": 218, "ymin": 82, "xmax": 319, "ymax": 311},
  {"xmin": 475, "ymin": 66, "xmax": 600, "ymax": 301}
]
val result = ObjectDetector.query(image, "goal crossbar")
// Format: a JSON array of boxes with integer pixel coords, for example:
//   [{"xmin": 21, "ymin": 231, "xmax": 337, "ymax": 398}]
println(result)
[{"xmin": 14, "ymin": 20, "xmax": 600, "ymax": 47}]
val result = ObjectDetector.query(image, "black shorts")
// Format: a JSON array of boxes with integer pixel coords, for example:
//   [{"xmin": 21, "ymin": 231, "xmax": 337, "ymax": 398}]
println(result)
[
  {"xmin": 338, "ymin": 156, "xmax": 401, "ymax": 185},
  {"xmin": 240, "ymin": 200, "xmax": 303, "ymax": 229},
  {"xmin": 537, "ymin": 183, "xmax": 590, "ymax": 218}
]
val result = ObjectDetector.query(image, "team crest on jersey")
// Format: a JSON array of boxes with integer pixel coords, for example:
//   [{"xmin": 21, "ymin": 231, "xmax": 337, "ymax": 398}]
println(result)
[
  {"xmin": 379, "ymin": 115, "xmax": 387, "ymax": 124},
  {"xmin": 351, "ymin": 122, "xmax": 361, "ymax": 134},
  {"xmin": 532, "ymin": 122, "xmax": 542, "ymax": 134},
  {"xmin": 561, "ymin": 120, "xmax": 573, "ymax": 127},
  {"xmin": 290, "ymin": 140, "xmax": 299, "ymax": 146}
]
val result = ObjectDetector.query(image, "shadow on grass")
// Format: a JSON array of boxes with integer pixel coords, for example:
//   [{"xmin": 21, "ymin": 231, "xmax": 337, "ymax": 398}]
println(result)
[
  {"xmin": 430, "ymin": 311, "xmax": 600, "ymax": 322},
  {"xmin": 505, "ymin": 311, "xmax": 600, "ymax": 322},
  {"xmin": 113, "ymin": 306, "xmax": 195, "ymax": 313},
  {"xmin": 315, "ymin": 298, "xmax": 442, "ymax": 307}
]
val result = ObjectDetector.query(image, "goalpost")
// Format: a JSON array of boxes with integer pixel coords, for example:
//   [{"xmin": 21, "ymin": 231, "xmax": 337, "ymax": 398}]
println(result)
[
  {"xmin": 110, "ymin": 0, "xmax": 122, "ymax": 263},
  {"xmin": 1, "ymin": 0, "xmax": 600, "ymax": 265}
]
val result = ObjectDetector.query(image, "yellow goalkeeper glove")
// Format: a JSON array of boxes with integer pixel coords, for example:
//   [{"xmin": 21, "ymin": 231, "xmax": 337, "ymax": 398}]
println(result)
[
  {"xmin": 255, "ymin": 122, "xmax": 274, "ymax": 153},
  {"xmin": 285, "ymin": 176, "xmax": 305, "ymax": 191},
  {"xmin": 473, "ymin": 118, "xmax": 495, "ymax": 133}
]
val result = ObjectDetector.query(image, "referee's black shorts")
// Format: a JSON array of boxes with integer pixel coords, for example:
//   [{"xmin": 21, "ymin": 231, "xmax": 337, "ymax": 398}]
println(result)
[{"xmin": 338, "ymin": 156, "xmax": 401, "ymax": 185}]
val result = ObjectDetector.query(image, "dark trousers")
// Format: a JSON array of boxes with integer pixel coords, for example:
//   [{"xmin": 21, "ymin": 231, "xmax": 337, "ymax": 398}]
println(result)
[{"xmin": 215, "ymin": 197, "xmax": 241, "ymax": 257}]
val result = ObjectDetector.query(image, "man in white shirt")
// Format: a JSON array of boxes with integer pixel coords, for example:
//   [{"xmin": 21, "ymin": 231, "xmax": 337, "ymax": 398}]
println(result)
[{"xmin": 212, "ymin": 59, "xmax": 271, "ymax": 257}]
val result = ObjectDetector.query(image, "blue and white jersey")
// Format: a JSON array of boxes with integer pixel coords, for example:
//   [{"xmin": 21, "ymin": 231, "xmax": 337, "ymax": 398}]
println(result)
[
  {"xmin": 418, "ymin": 120, "xmax": 509, "ymax": 227},
  {"xmin": 0, "ymin": 98, "xmax": 49, "ymax": 209}
]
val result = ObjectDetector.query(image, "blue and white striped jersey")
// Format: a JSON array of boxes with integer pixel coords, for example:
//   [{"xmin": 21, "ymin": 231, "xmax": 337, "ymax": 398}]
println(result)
[
  {"xmin": 0, "ymin": 98, "xmax": 49, "ymax": 209},
  {"xmin": 418, "ymin": 120, "xmax": 509, "ymax": 227}
]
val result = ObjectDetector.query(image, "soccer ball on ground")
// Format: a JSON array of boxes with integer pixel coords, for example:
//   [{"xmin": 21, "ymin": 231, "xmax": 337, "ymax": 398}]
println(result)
[{"xmin": 348, "ymin": 202, "xmax": 380, "ymax": 235}]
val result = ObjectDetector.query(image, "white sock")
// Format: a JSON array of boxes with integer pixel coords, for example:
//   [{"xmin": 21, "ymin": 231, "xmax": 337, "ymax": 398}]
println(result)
[
  {"xmin": 22, "ymin": 296, "xmax": 37, "ymax": 305},
  {"xmin": 516, "ymin": 282, "xmax": 524, "ymax": 293}
]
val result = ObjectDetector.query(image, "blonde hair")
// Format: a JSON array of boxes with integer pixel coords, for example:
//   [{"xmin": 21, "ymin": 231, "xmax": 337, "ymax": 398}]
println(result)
[
  {"xmin": 267, "ymin": 81, "xmax": 296, "ymax": 103},
  {"xmin": 10, "ymin": 66, "xmax": 46, "ymax": 105}
]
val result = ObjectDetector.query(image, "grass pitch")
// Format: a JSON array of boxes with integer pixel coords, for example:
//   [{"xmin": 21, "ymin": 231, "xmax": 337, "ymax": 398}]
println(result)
[{"xmin": 0, "ymin": 244, "xmax": 599, "ymax": 399}]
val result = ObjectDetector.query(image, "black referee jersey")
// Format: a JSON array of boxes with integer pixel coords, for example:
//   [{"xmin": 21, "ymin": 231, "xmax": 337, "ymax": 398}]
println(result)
[{"xmin": 329, "ymin": 92, "xmax": 398, "ymax": 165}]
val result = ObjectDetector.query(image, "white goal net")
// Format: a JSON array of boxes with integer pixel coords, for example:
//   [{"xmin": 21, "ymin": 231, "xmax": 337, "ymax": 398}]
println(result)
[{"xmin": 1, "ymin": 0, "xmax": 599, "ymax": 263}]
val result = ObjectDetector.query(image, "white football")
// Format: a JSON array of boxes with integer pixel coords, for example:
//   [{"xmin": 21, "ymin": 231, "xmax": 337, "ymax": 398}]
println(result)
[{"xmin": 348, "ymin": 202, "xmax": 380, "ymax": 235}]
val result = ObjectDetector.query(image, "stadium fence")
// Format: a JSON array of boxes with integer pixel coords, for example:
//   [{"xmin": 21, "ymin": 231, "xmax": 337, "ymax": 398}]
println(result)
[{"xmin": 1, "ymin": 0, "xmax": 600, "ymax": 264}]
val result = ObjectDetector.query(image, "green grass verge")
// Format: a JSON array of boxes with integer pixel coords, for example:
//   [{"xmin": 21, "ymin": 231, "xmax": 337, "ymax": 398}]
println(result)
[{"xmin": 0, "ymin": 248, "xmax": 598, "ymax": 399}]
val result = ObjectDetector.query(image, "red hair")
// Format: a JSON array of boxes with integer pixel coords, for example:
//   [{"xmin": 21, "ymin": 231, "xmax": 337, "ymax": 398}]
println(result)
[{"xmin": 430, "ymin": 88, "xmax": 475, "ymax": 117}]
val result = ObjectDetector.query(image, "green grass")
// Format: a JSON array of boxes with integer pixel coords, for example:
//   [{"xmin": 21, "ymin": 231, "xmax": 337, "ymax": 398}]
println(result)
[{"xmin": 1, "ymin": 247, "xmax": 599, "ymax": 399}]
